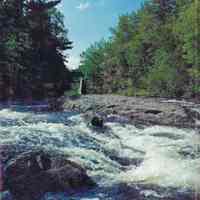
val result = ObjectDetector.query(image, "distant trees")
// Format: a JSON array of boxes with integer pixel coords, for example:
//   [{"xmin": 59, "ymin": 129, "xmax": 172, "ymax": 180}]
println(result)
[
  {"xmin": 80, "ymin": 0, "xmax": 200, "ymax": 99},
  {"xmin": 0, "ymin": 0, "xmax": 72, "ymax": 101}
]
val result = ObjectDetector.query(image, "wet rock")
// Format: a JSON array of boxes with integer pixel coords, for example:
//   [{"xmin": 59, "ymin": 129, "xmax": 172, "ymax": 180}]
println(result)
[
  {"xmin": 91, "ymin": 116, "xmax": 104, "ymax": 128},
  {"xmin": 64, "ymin": 95, "xmax": 200, "ymax": 128},
  {"xmin": 109, "ymin": 155, "xmax": 143, "ymax": 167},
  {"xmin": 47, "ymin": 97, "xmax": 64, "ymax": 112},
  {"xmin": 183, "ymin": 106, "xmax": 200, "ymax": 121},
  {"xmin": 145, "ymin": 109, "xmax": 163, "ymax": 115},
  {"xmin": 3, "ymin": 150, "xmax": 96, "ymax": 200}
]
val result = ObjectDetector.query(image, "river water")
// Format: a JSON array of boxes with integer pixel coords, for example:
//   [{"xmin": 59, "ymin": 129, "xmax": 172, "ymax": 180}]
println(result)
[{"xmin": 0, "ymin": 104, "xmax": 200, "ymax": 200}]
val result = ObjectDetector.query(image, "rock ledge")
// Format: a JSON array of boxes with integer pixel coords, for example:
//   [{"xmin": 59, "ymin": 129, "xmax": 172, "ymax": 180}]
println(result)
[{"xmin": 64, "ymin": 95, "xmax": 200, "ymax": 128}]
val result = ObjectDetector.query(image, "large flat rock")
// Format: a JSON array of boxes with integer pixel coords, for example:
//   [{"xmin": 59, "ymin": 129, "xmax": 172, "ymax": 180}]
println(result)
[{"xmin": 64, "ymin": 95, "xmax": 200, "ymax": 128}]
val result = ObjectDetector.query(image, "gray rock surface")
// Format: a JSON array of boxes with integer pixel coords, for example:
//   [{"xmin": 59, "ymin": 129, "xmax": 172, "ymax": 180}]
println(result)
[{"xmin": 64, "ymin": 95, "xmax": 200, "ymax": 128}]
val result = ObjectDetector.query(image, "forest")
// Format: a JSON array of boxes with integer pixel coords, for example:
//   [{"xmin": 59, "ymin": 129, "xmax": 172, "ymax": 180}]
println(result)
[
  {"xmin": 0, "ymin": 0, "xmax": 199, "ymax": 100},
  {"xmin": 79, "ymin": 0, "xmax": 200, "ymax": 99},
  {"xmin": 0, "ymin": 0, "xmax": 72, "ymax": 101}
]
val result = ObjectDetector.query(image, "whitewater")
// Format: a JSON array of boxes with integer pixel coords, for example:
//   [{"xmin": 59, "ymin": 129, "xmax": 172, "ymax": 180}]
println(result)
[{"xmin": 0, "ymin": 104, "xmax": 199, "ymax": 200}]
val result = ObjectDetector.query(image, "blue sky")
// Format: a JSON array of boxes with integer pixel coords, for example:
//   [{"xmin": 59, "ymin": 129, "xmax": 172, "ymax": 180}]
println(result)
[{"xmin": 58, "ymin": 0, "xmax": 144, "ymax": 69}]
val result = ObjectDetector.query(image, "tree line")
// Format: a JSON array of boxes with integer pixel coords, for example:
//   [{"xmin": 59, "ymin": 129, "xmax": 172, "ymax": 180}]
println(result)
[
  {"xmin": 0, "ymin": 0, "xmax": 72, "ymax": 101},
  {"xmin": 79, "ymin": 0, "xmax": 200, "ymax": 99}
]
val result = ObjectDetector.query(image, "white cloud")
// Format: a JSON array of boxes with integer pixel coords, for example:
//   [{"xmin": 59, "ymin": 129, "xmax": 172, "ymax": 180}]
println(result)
[
  {"xmin": 66, "ymin": 56, "xmax": 80, "ymax": 70},
  {"xmin": 76, "ymin": 2, "xmax": 91, "ymax": 11}
]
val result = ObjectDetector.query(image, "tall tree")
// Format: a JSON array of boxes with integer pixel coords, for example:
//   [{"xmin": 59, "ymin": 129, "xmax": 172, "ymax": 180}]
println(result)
[
  {"xmin": 79, "ymin": 0, "xmax": 199, "ymax": 99},
  {"xmin": 0, "ymin": 0, "xmax": 73, "ymax": 100}
]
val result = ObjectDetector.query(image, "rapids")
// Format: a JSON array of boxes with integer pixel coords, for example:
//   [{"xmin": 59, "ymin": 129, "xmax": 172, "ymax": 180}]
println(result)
[{"xmin": 0, "ymin": 104, "xmax": 199, "ymax": 200}]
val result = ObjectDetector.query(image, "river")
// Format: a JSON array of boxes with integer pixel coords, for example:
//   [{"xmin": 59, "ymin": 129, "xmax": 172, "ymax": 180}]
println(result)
[{"xmin": 0, "ymin": 104, "xmax": 200, "ymax": 200}]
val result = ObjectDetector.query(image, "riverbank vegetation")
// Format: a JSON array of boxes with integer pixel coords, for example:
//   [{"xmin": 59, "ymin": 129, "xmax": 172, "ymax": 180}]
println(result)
[
  {"xmin": 79, "ymin": 0, "xmax": 200, "ymax": 99},
  {"xmin": 0, "ymin": 0, "xmax": 72, "ymax": 101}
]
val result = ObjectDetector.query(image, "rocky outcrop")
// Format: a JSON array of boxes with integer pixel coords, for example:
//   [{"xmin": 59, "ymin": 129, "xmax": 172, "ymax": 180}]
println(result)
[
  {"xmin": 64, "ymin": 95, "xmax": 200, "ymax": 128},
  {"xmin": 1, "ymin": 149, "xmax": 95, "ymax": 200}
]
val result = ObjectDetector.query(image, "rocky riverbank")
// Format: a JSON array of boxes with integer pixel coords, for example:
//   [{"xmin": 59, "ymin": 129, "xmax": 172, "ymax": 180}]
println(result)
[{"xmin": 64, "ymin": 95, "xmax": 200, "ymax": 129}]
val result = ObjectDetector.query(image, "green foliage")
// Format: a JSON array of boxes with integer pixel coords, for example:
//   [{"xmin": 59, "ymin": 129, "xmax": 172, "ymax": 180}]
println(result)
[
  {"xmin": 6, "ymin": 34, "xmax": 17, "ymax": 50},
  {"xmin": 146, "ymin": 49, "xmax": 177, "ymax": 96},
  {"xmin": 80, "ymin": 39, "xmax": 111, "ymax": 79},
  {"xmin": 65, "ymin": 87, "xmax": 81, "ymax": 98},
  {"xmin": 0, "ymin": 0, "xmax": 72, "ymax": 100},
  {"xmin": 80, "ymin": 0, "xmax": 199, "ymax": 98}
]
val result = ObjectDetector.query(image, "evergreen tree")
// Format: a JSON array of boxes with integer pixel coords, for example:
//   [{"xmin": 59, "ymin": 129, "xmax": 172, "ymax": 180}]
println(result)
[{"xmin": 0, "ymin": 0, "xmax": 72, "ymax": 100}]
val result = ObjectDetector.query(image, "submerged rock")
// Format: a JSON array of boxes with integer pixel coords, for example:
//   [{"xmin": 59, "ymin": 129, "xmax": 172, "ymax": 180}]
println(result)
[
  {"xmin": 91, "ymin": 116, "xmax": 104, "ymax": 128},
  {"xmin": 3, "ymin": 150, "xmax": 95, "ymax": 200}
]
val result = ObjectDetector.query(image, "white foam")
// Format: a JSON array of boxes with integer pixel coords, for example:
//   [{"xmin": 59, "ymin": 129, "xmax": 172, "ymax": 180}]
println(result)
[
  {"xmin": 0, "ymin": 108, "xmax": 200, "ymax": 191},
  {"xmin": 116, "ymin": 125, "xmax": 200, "ymax": 190},
  {"xmin": 0, "ymin": 109, "xmax": 30, "ymax": 120}
]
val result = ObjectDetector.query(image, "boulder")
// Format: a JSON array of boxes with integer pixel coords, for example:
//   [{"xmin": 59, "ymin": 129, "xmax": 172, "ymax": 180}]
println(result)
[
  {"xmin": 91, "ymin": 116, "xmax": 104, "ymax": 128},
  {"xmin": 3, "ymin": 150, "xmax": 95, "ymax": 200},
  {"xmin": 183, "ymin": 106, "xmax": 200, "ymax": 121}
]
